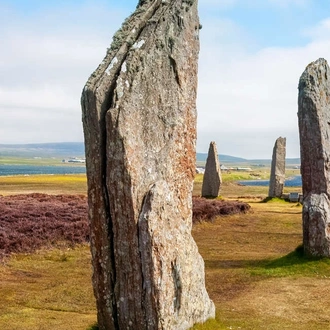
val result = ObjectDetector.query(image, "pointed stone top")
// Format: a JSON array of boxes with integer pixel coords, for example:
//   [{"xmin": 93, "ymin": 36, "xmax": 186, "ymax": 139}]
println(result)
[
  {"xmin": 207, "ymin": 141, "xmax": 219, "ymax": 161},
  {"xmin": 208, "ymin": 141, "xmax": 217, "ymax": 151},
  {"xmin": 299, "ymin": 58, "xmax": 329, "ymax": 92},
  {"xmin": 306, "ymin": 58, "xmax": 328, "ymax": 70},
  {"xmin": 276, "ymin": 136, "xmax": 286, "ymax": 144}
]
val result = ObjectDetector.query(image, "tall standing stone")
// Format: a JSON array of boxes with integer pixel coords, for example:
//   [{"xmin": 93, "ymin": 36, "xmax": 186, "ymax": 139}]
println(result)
[
  {"xmin": 81, "ymin": 1, "xmax": 215, "ymax": 329},
  {"xmin": 268, "ymin": 137, "xmax": 286, "ymax": 198},
  {"xmin": 298, "ymin": 58, "xmax": 330, "ymax": 257},
  {"xmin": 202, "ymin": 141, "xmax": 222, "ymax": 198}
]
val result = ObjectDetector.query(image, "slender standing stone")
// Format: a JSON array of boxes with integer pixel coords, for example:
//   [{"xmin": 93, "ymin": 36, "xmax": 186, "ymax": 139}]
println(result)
[
  {"xmin": 298, "ymin": 58, "xmax": 330, "ymax": 257},
  {"xmin": 81, "ymin": 1, "xmax": 215, "ymax": 329},
  {"xmin": 268, "ymin": 137, "xmax": 286, "ymax": 198},
  {"xmin": 202, "ymin": 141, "xmax": 222, "ymax": 198}
]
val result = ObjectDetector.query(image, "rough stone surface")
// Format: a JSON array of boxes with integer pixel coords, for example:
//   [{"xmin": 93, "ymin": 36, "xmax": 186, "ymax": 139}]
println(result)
[
  {"xmin": 202, "ymin": 141, "xmax": 222, "ymax": 198},
  {"xmin": 268, "ymin": 137, "xmax": 286, "ymax": 198},
  {"xmin": 298, "ymin": 58, "xmax": 330, "ymax": 257},
  {"xmin": 81, "ymin": 0, "xmax": 215, "ymax": 329}
]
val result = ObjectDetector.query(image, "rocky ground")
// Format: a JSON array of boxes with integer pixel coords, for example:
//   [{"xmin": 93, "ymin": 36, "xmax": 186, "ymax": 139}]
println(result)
[{"xmin": 0, "ymin": 194, "xmax": 250, "ymax": 260}]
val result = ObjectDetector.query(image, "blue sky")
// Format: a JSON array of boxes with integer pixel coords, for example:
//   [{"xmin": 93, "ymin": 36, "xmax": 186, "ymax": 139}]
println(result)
[{"xmin": 1, "ymin": 0, "xmax": 330, "ymax": 158}]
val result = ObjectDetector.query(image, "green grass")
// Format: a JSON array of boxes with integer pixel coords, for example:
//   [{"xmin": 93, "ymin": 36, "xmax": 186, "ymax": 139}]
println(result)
[
  {"xmin": 0, "ymin": 245, "xmax": 96, "ymax": 330},
  {"xmin": 195, "ymin": 170, "xmax": 270, "ymax": 184},
  {"xmin": 2, "ymin": 195, "xmax": 328, "ymax": 330},
  {"xmin": 0, "ymin": 156, "xmax": 74, "ymax": 166},
  {"xmin": 0, "ymin": 174, "xmax": 87, "ymax": 195},
  {"xmin": 250, "ymin": 245, "xmax": 330, "ymax": 278},
  {"xmin": 261, "ymin": 196, "xmax": 292, "ymax": 203},
  {"xmin": 191, "ymin": 314, "xmax": 226, "ymax": 330},
  {"xmin": 222, "ymin": 170, "xmax": 269, "ymax": 182},
  {"xmin": 3, "ymin": 172, "xmax": 326, "ymax": 330},
  {"xmin": 86, "ymin": 325, "xmax": 99, "ymax": 330},
  {"xmin": 194, "ymin": 169, "xmax": 302, "ymax": 199}
]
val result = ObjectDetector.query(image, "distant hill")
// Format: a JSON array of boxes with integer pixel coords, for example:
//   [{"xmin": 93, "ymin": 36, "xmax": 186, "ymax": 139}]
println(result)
[
  {"xmin": 0, "ymin": 142, "xmax": 85, "ymax": 157},
  {"xmin": 197, "ymin": 152, "xmax": 300, "ymax": 167},
  {"xmin": 196, "ymin": 153, "xmax": 247, "ymax": 163},
  {"xmin": 0, "ymin": 143, "xmax": 301, "ymax": 166}
]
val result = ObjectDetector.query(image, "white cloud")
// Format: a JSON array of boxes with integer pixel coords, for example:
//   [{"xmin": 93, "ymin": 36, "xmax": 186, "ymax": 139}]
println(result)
[
  {"xmin": 197, "ymin": 16, "xmax": 330, "ymax": 158},
  {"xmin": 0, "ymin": 2, "xmax": 129, "ymax": 145},
  {"xmin": 0, "ymin": 1, "xmax": 329, "ymax": 159},
  {"xmin": 303, "ymin": 18, "xmax": 330, "ymax": 41},
  {"xmin": 0, "ymin": 86, "xmax": 78, "ymax": 110},
  {"xmin": 0, "ymin": 106, "xmax": 82, "ymax": 144}
]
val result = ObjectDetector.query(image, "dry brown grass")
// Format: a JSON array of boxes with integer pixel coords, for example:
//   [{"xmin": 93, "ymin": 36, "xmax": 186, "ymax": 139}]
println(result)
[
  {"xmin": 3, "ymin": 172, "xmax": 329, "ymax": 330},
  {"xmin": 191, "ymin": 200, "xmax": 330, "ymax": 330},
  {"xmin": 0, "ymin": 245, "xmax": 96, "ymax": 330},
  {"xmin": 1, "ymin": 198, "xmax": 319, "ymax": 330},
  {"xmin": 0, "ymin": 174, "xmax": 87, "ymax": 195}
]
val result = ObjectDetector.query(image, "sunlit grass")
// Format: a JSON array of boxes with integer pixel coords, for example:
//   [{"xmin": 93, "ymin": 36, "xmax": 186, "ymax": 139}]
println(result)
[
  {"xmin": 4, "ymin": 169, "xmax": 329, "ymax": 330},
  {"xmin": 189, "ymin": 199, "xmax": 330, "ymax": 330},
  {"xmin": 221, "ymin": 170, "xmax": 269, "ymax": 182},
  {"xmin": 194, "ymin": 170, "xmax": 301, "ymax": 199},
  {"xmin": 0, "ymin": 174, "xmax": 87, "ymax": 195},
  {"xmin": 2, "ymin": 193, "xmax": 328, "ymax": 330},
  {"xmin": 0, "ymin": 156, "xmax": 69, "ymax": 166},
  {"xmin": 261, "ymin": 196, "xmax": 292, "ymax": 203},
  {"xmin": 0, "ymin": 245, "xmax": 96, "ymax": 330},
  {"xmin": 191, "ymin": 314, "xmax": 226, "ymax": 330}
]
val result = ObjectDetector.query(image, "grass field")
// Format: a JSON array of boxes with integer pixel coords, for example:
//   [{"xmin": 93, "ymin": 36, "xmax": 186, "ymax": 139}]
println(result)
[
  {"xmin": 0, "ymin": 156, "xmax": 72, "ymax": 166},
  {"xmin": 0, "ymin": 174, "xmax": 87, "ymax": 195},
  {"xmin": 0, "ymin": 246, "xmax": 96, "ymax": 330},
  {"xmin": 0, "ymin": 170, "xmax": 320, "ymax": 330}
]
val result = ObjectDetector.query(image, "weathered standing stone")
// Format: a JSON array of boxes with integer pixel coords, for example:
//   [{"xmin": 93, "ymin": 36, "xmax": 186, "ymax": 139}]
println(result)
[
  {"xmin": 268, "ymin": 137, "xmax": 286, "ymax": 198},
  {"xmin": 298, "ymin": 58, "xmax": 330, "ymax": 257},
  {"xmin": 81, "ymin": 1, "xmax": 215, "ymax": 329},
  {"xmin": 201, "ymin": 141, "xmax": 222, "ymax": 198}
]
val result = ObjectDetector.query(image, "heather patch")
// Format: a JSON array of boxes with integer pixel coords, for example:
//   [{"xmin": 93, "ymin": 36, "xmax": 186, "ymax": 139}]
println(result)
[
  {"xmin": 0, "ymin": 194, "xmax": 250, "ymax": 260},
  {"xmin": 0, "ymin": 193, "xmax": 89, "ymax": 260},
  {"xmin": 192, "ymin": 197, "xmax": 251, "ymax": 223}
]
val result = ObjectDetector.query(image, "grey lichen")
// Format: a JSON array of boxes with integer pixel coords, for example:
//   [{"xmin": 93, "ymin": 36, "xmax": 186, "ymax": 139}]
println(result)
[{"xmin": 110, "ymin": 31, "xmax": 125, "ymax": 51}]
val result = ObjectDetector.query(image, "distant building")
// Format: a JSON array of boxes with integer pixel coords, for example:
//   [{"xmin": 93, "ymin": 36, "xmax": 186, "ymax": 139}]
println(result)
[
  {"xmin": 63, "ymin": 157, "xmax": 86, "ymax": 163},
  {"xmin": 68, "ymin": 158, "xmax": 85, "ymax": 163},
  {"xmin": 236, "ymin": 167, "xmax": 252, "ymax": 172},
  {"xmin": 196, "ymin": 167, "xmax": 205, "ymax": 174}
]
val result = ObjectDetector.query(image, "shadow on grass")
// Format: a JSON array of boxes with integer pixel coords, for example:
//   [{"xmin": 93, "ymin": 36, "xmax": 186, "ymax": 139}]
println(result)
[
  {"xmin": 86, "ymin": 324, "xmax": 98, "ymax": 330},
  {"xmin": 261, "ymin": 210, "xmax": 302, "ymax": 214},
  {"xmin": 263, "ymin": 244, "xmax": 326, "ymax": 268},
  {"xmin": 260, "ymin": 196, "xmax": 290, "ymax": 203},
  {"xmin": 252, "ymin": 245, "xmax": 330, "ymax": 277},
  {"xmin": 205, "ymin": 245, "xmax": 330, "ymax": 273},
  {"xmin": 205, "ymin": 259, "xmax": 265, "ymax": 269}
]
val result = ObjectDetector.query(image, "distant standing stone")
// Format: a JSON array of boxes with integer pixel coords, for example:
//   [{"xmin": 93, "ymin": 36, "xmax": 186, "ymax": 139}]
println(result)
[
  {"xmin": 202, "ymin": 141, "xmax": 222, "ymax": 198},
  {"xmin": 298, "ymin": 58, "xmax": 330, "ymax": 257},
  {"xmin": 268, "ymin": 137, "xmax": 286, "ymax": 198}
]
